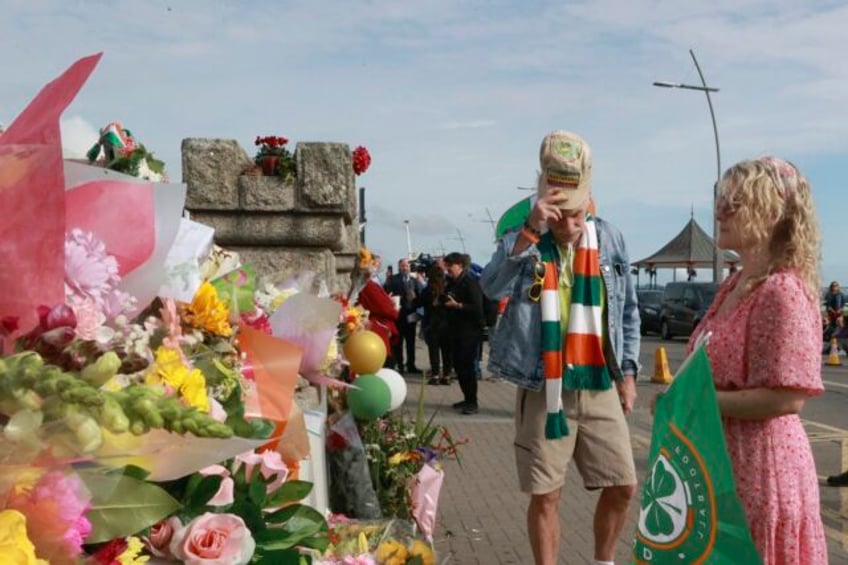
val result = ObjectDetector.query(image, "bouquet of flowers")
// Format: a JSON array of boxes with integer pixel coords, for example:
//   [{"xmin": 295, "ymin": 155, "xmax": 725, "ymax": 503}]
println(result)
[
  {"xmin": 0, "ymin": 228, "xmax": 336, "ymax": 562},
  {"xmin": 312, "ymin": 516, "xmax": 436, "ymax": 565},
  {"xmin": 352, "ymin": 146, "xmax": 371, "ymax": 176},
  {"xmin": 358, "ymin": 393, "xmax": 465, "ymax": 526},
  {"xmin": 86, "ymin": 121, "xmax": 167, "ymax": 182},
  {"xmin": 0, "ymin": 55, "xmax": 348, "ymax": 563}
]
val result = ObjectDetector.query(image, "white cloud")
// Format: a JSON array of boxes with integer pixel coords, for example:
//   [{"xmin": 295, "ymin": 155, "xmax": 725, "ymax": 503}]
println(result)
[
  {"xmin": 60, "ymin": 115, "xmax": 98, "ymax": 159},
  {"xmin": 3, "ymin": 0, "xmax": 847, "ymax": 283}
]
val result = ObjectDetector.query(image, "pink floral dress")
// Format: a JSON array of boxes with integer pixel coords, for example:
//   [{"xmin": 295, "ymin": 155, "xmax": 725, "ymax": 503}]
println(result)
[{"xmin": 688, "ymin": 270, "xmax": 827, "ymax": 565}]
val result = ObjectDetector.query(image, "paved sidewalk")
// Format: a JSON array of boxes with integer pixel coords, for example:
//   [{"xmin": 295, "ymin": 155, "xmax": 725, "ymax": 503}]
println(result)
[
  {"xmin": 402, "ymin": 372, "xmax": 644, "ymax": 564},
  {"xmin": 399, "ymin": 339, "xmax": 848, "ymax": 564},
  {"xmin": 399, "ymin": 338, "xmax": 647, "ymax": 564}
]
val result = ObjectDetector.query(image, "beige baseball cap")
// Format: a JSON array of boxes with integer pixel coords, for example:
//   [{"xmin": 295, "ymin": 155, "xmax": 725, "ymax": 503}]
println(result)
[{"xmin": 539, "ymin": 130, "xmax": 592, "ymax": 209}]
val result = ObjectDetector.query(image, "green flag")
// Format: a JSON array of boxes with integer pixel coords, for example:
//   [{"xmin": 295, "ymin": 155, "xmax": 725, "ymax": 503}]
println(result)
[{"xmin": 632, "ymin": 346, "xmax": 761, "ymax": 564}]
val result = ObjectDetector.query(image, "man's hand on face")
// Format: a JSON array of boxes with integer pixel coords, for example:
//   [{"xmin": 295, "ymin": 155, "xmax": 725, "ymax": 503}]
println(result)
[
  {"xmin": 616, "ymin": 374, "xmax": 637, "ymax": 415},
  {"xmin": 526, "ymin": 188, "xmax": 570, "ymax": 231}
]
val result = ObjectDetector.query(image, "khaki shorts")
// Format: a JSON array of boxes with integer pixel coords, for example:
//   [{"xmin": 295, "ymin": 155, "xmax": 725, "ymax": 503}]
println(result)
[{"xmin": 514, "ymin": 386, "xmax": 637, "ymax": 494}]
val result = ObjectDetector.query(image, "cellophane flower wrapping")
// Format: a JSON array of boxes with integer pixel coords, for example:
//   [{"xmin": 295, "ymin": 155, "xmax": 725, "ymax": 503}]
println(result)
[
  {"xmin": 408, "ymin": 463, "xmax": 444, "ymax": 542},
  {"xmin": 327, "ymin": 412, "xmax": 382, "ymax": 520},
  {"xmin": 311, "ymin": 517, "xmax": 436, "ymax": 565}
]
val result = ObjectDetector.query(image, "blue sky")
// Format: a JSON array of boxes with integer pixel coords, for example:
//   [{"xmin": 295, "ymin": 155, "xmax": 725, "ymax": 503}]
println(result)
[{"xmin": 3, "ymin": 0, "xmax": 847, "ymax": 287}]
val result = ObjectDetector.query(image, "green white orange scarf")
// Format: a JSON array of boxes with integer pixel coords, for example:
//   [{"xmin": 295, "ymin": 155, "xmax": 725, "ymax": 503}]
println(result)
[{"xmin": 538, "ymin": 216, "xmax": 611, "ymax": 439}]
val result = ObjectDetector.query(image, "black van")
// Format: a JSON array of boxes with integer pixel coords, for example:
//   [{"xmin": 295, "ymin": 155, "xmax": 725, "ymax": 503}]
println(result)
[{"xmin": 659, "ymin": 282, "xmax": 718, "ymax": 340}]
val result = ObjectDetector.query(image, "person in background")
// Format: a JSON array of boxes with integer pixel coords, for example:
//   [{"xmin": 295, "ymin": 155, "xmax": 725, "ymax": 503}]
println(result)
[
  {"xmin": 383, "ymin": 258, "xmax": 424, "ymax": 374},
  {"xmin": 444, "ymin": 252, "xmax": 485, "ymax": 414},
  {"xmin": 421, "ymin": 264, "xmax": 452, "ymax": 385},
  {"xmin": 353, "ymin": 249, "xmax": 399, "ymax": 369},
  {"xmin": 480, "ymin": 131, "xmax": 639, "ymax": 565},
  {"xmin": 686, "ymin": 157, "xmax": 827, "ymax": 563},
  {"xmin": 825, "ymin": 280, "xmax": 845, "ymax": 329},
  {"xmin": 370, "ymin": 254, "xmax": 384, "ymax": 284}
]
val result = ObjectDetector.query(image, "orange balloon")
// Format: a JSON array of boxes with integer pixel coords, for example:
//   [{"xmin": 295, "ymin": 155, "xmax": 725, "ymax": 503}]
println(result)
[{"xmin": 343, "ymin": 330, "xmax": 387, "ymax": 374}]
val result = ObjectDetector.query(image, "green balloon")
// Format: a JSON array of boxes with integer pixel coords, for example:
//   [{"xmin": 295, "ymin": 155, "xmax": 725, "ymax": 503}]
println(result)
[{"xmin": 348, "ymin": 374, "xmax": 392, "ymax": 421}]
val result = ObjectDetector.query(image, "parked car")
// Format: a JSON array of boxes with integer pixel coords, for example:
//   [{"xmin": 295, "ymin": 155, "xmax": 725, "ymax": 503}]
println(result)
[
  {"xmin": 659, "ymin": 282, "xmax": 718, "ymax": 340},
  {"xmin": 637, "ymin": 289, "xmax": 663, "ymax": 336}
]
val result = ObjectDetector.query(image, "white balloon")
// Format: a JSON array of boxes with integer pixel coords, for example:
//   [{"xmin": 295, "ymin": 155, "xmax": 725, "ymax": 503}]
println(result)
[{"xmin": 375, "ymin": 368, "xmax": 407, "ymax": 411}]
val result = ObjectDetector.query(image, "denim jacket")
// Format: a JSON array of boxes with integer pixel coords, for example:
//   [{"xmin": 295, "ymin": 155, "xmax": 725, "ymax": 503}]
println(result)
[{"xmin": 480, "ymin": 217, "xmax": 641, "ymax": 391}]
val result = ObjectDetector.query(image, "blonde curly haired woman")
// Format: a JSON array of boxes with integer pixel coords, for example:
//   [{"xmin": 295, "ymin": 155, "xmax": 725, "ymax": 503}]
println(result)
[{"xmin": 686, "ymin": 157, "xmax": 827, "ymax": 564}]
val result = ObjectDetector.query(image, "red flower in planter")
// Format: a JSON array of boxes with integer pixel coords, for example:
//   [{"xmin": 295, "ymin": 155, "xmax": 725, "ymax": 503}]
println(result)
[
  {"xmin": 352, "ymin": 146, "xmax": 371, "ymax": 176},
  {"xmin": 254, "ymin": 135, "xmax": 296, "ymax": 179}
]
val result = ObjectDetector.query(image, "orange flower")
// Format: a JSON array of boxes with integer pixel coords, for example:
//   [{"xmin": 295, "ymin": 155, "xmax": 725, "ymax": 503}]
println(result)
[{"xmin": 183, "ymin": 282, "xmax": 233, "ymax": 337}]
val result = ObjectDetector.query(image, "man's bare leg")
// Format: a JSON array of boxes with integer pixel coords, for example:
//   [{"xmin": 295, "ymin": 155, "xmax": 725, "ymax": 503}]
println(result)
[
  {"xmin": 527, "ymin": 490, "xmax": 561, "ymax": 565},
  {"xmin": 593, "ymin": 484, "xmax": 636, "ymax": 561}
]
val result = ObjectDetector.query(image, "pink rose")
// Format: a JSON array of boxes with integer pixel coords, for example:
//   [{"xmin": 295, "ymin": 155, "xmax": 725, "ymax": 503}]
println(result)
[
  {"xmin": 198, "ymin": 464, "xmax": 234, "ymax": 506},
  {"xmin": 170, "ymin": 513, "xmax": 255, "ymax": 565},
  {"xmin": 145, "ymin": 516, "xmax": 183, "ymax": 558},
  {"xmin": 234, "ymin": 450, "xmax": 289, "ymax": 493}
]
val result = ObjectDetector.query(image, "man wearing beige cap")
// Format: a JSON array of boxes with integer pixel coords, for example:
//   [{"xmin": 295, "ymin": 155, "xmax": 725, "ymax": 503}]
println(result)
[{"xmin": 481, "ymin": 131, "xmax": 640, "ymax": 565}]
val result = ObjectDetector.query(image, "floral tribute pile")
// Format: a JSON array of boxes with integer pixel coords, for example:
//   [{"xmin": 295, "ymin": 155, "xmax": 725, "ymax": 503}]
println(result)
[{"xmin": 0, "ymin": 53, "xmax": 455, "ymax": 564}]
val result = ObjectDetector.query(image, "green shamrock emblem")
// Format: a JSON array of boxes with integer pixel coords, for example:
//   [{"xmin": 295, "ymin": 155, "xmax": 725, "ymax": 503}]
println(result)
[{"xmin": 642, "ymin": 459, "xmax": 684, "ymax": 536}]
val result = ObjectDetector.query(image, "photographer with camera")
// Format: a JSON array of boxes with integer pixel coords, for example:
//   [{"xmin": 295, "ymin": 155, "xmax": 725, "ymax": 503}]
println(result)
[{"xmin": 383, "ymin": 258, "xmax": 425, "ymax": 374}]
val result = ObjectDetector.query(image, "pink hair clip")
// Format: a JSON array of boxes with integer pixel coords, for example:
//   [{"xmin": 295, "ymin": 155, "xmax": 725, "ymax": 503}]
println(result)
[{"xmin": 758, "ymin": 156, "xmax": 797, "ymax": 198}]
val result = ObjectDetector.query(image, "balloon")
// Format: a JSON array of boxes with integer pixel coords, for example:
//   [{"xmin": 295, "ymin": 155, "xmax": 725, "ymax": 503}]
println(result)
[
  {"xmin": 376, "ymin": 368, "xmax": 407, "ymax": 411},
  {"xmin": 343, "ymin": 330, "xmax": 386, "ymax": 374},
  {"xmin": 347, "ymin": 374, "xmax": 391, "ymax": 421}
]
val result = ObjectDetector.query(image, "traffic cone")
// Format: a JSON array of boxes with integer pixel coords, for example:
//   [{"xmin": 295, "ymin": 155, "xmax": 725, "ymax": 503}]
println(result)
[
  {"xmin": 826, "ymin": 337, "xmax": 842, "ymax": 366},
  {"xmin": 652, "ymin": 346, "xmax": 673, "ymax": 384}
]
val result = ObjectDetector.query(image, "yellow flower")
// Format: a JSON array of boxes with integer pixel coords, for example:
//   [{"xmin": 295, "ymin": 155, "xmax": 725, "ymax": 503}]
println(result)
[
  {"xmin": 180, "ymin": 365, "xmax": 211, "ymax": 413},
  {"xmin": 145, "ymin": 347, "xmax": 210, "ymax": 412},
  {"xmin": 408, "ymin": 539, "xmax": 435, "ymax": 565},
  {"xmin": 357, "ymin": 531, "xmax": 369, "ymax": 554},
  {"xmin": 184, "ymin": 281, "xmax": 233, "ymax": 336},
  {"xmin": 118, "ymin": 536, "xmax": 149, "ymax": 565},
  {"xmin": 0, "ymin": 510, "xmax": 48, "ymax": 565},
  {"xmin": 375, "ymin": 539, "xmax": 408, "ymax": 565},
  {"xmin": 388, "ymin": 451, "xmax": 414, "ymax": 466}
]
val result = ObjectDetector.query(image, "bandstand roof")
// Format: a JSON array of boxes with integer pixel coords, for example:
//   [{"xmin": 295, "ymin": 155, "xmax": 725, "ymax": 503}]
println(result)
[{"xmin": 634, "ymin": 217, "xmax": 739, "ymax": 269}]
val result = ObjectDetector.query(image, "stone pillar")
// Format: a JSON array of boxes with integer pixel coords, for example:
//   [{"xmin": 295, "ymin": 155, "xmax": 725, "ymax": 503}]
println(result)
[{"xmin": 182, "ymin": 138, "xmax": 360, "ymax": 293}]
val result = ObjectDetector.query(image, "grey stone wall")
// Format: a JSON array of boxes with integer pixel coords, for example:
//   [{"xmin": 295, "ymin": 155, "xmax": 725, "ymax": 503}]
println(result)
[{"xmin": 182, "ymin": 139, "xmax": 359, "ymax": 295}]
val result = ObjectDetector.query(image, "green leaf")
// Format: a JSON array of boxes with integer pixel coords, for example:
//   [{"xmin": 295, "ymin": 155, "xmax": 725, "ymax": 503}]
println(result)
[
  {"xmin": 246, "ymin": 417, "xmax": 277, "ymax": 439},
  {"xmin": 249, "ymin": 476, "xmax": 267, "ymax": 507},
  {"xmin": 265, "ymin": 503, "xmax": 302, "ymax": 524},
  {"xmin": 79, "ymin": 471, "xmax": 181, "ymax": 544},
  {"xmin": 231, "ymin": 499, "xmax": 266, "ymax": 534},
  {"xmin": 254, "ymin": 509, "xmax": 325, "ymax": 551},
  {"xmin": 254, "ymin": 548, "xmax": 304, "ymax": 564},
  {"xmin": 187, "ymin": 475, "xmax": 224, "ymax": 511},
  {"xmin": 296, "ymin": 533, "xmax": 330, "ymax": 553},
  {"xmin": 265, "ymin": 480, "xmax": 313, "ymax": 508},
  {"xmin": 279, "ymin": 505, "xmax": 326, "ymax": 536},
  {"xmin": 108, "ymin": 464, "xmax": 149, "ymax": 481},
  {"xmin": 264, "ymin": 504, "xmax": 327, "ymax": 539},
  {"xmin": 233, "ymin": 463, "xmax": 249, "ymax": 490},
  {"xmin": 182, "ymin": 473, "xmax": 203, "ymax": 502}
]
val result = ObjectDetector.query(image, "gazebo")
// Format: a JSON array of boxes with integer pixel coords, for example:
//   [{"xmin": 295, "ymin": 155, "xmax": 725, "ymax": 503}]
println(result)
[{"xmin": 633, "ymin": 216, "xmax": 740, "ymax": 288}]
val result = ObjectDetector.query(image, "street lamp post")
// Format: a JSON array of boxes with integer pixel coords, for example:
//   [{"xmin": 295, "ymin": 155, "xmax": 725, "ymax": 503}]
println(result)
[
  {"xmin": 654, "ymin": 49, "xmax": 723, "ymax": 283},
  {"xmin": 403, "ymin": 220, "xmax": 413, "ymax": 259}
]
